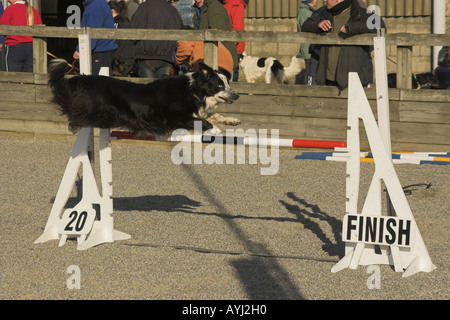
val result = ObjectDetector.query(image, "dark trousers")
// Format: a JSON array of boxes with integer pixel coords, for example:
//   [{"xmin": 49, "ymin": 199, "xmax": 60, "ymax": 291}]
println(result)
[
  {"xmin": 92, "ymin": 50, "xmax": 116, "ymax": 75},
  {"xmin": 304, "ymin": 57, "xmax": 319, "ymax": 85},
  {"xmin": 232, "ymin": 54, "xmax": 243, "ymax": 82},
  {"xmin": 138, "ymin": 59, "xmax": 172, "ymax": 79},
  {"xmin": 5, "ymin": 43, "xmax": 33, "ymax": 72},
  {"xmin": 435, "ymin": 66, "xmax": 450, "ymax": 89},
  {"xmin": 0, "ymin": 46, "xmax": 6, "ymax": 71}
]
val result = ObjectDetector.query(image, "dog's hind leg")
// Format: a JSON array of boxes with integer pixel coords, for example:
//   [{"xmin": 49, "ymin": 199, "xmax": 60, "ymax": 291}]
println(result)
[{"xmin": 68, "ymin": 124, "xmax": 81, "ymax": 134}]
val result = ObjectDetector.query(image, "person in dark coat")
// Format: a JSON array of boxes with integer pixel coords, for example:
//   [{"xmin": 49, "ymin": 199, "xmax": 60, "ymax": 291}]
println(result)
[
  {"xmin": 123, "ymin": 0, "xmax": 140, "ymax": 20},
  {"xmin": 109, "ymin": 0, "xmax": 137, "ymax": 76},
  {"xmin": 302, "ymin": 0, "xmax": 385, "ymax": 90},
  {"xmin": 73, "ymin": 0, "xmax": 118, "ymax": 75},
  {"xmin": 131, "ymin": 0, "xmax": 183, "ymax": 78},
  {"xmin": 192, "ymin": 0, "xmax": 238, "ymax": 71},
  {"xmin": 435, "ymin": 46, "xmax": 450, "ymax": 90}
]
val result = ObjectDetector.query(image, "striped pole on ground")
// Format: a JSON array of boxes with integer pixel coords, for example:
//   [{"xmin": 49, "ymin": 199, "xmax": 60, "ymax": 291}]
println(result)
[{"xmin": 295, "ymin": 151, "xmax": 450, "ymax": 165}]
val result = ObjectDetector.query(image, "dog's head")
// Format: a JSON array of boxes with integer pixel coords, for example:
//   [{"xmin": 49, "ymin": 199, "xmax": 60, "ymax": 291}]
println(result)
[
  {"xmin": 414, "ymin": 72, "xmax": 440, "ymax": 89},
  {"xmin": 193, "ymin": 63, "xmax": 239, "ymax": 111}
]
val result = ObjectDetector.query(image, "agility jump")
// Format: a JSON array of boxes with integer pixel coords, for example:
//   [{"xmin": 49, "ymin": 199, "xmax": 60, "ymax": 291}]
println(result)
[{"xmin": 34, "ymin": 28, "xmax": 436, "ymax": 278}]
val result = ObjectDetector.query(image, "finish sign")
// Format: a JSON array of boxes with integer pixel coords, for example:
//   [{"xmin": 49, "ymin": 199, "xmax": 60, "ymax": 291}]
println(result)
[{"xmin": 342, "ymin": 214, "xmax": 414, "ymax": 248}]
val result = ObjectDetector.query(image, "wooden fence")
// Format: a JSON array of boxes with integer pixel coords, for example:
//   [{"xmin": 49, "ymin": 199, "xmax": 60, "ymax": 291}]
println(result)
[{"xmin": 0, "ymin": 26, "xmax": 449, "ymax": 151}]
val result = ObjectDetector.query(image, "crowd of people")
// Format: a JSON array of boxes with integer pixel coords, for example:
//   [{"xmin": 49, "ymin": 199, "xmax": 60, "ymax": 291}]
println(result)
[{"xmin": 0, "ymin": 0, "xmax": 448, "ymax": 89}]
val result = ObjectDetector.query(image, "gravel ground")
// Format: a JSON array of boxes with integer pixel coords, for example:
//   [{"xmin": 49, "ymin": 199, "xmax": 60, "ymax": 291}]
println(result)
[{"xmin": 0, "ymin": 136, "xmax": 448, "ymax": 300}]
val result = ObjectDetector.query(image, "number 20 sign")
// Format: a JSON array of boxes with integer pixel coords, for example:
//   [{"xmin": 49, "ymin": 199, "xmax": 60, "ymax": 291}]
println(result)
[{"xmin": 59, "ymin": 208, "xmax": 96, "ymax": 236}]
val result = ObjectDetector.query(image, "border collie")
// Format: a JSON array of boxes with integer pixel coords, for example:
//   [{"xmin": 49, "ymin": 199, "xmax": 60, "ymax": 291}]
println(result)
[
  {"xmin": 48, "ymin": 59, "xmax": 240, "ymax": 136},
  {"xmin": 240, "ymin": 53, "xmax": 302, "ymax": 84},
  {"xmin": 387, "ymin": 72, "xmax": 440, "ymax": 89}
]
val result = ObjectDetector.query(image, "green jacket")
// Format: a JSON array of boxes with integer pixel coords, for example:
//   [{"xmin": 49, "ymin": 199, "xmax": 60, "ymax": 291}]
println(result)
[
  {"xmin": 296, "ymin": 3, "xmax": 316, "ymax": 60},
  {"xmin": 192, "ymin": 0, "xmax": 238, "ymax": 69}
]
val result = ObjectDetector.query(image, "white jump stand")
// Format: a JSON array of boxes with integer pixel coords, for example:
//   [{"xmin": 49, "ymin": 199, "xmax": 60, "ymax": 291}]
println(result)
[
  {"xmin": 331, "ymin": 73, "xmax": 436, "ymax": 277},
  {"xmin": 34, "ymin": 126, "xmax": 131, "ymax": 250},
  {"xmin": 35, "ymin": 64, "xmax": 130, "ymax": 250}
]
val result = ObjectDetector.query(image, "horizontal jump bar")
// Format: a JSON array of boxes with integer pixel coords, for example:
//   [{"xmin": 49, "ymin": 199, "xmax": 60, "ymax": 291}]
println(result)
[{"xmin": 111, "ymin": 131, "xmax": 346, "ymax": 149}]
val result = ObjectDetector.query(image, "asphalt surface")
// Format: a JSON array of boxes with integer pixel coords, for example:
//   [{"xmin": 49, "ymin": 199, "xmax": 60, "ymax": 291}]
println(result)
[{"xmin": 0, "ymin": 135, "xmax": 448, "ymax": 300}]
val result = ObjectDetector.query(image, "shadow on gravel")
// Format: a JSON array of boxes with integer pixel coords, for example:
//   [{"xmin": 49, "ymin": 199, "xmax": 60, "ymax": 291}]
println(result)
[
  {"xmin": 280, "ymin": 192, "xmax": 344, "ymax": 258},
  {"xmin": 59, "ymin": 194, "xmax": 202, "ymax": 214},
  {"xmin": 179, "ymin": 165, "xmax": 304, "ymax": 300},
  {"xmin": 113, "ymin": 195, "xmax": 202, "ymax": 213},
  {"xmin": 56, "ymin": 172, "xmax": 305, "ymax": 299}
]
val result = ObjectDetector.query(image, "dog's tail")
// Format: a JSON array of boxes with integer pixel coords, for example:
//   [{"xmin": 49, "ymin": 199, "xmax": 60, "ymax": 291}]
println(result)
[
  {"xmin": 283, "ymin": 56, "xmax": 302, "ymax": 79},
  {"xmin": 48, "ymin": 59, "xmax": 73, "ymax": 115}
]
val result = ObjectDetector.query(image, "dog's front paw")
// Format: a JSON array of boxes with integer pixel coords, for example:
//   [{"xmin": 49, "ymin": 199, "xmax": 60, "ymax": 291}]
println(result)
[{"xmin": 225, "ymin": 117, "xmax": 241, "ymax": 126}]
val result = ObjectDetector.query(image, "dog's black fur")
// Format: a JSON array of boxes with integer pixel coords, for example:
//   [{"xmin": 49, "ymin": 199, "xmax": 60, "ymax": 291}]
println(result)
[
  {"xmin": 48, "ymin": 59, "xmax": 240, "ymax": 136},
  {"xmin": 256, "ymin": 57, "xmax": 285, "ymax": 78},
  {"xmin": 388, "ymin": 72, "xmax": 440, "ymax": 89}
]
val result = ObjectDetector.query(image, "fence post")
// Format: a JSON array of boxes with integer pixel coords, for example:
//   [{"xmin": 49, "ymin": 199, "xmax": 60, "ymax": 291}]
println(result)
[
  {"xmin": 396, "ymin": 46, "xmax": 412, "ymax": 89},
  {"xmin": 204, "ymin": 41, "xmax": 219, "ymax": 70},
  {"xmin": 78, "ymin": 27, "xmax": 92, "ymax": 75},
  {"xmin": 33, "ymin": 36, "xmax": 47, "ymax": 74}
]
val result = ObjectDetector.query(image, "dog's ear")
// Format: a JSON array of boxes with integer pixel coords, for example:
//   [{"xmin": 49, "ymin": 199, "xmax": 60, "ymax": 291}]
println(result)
[{"xmin": 198, "ymin": 62, "xmax": 214, "ymax": 78}]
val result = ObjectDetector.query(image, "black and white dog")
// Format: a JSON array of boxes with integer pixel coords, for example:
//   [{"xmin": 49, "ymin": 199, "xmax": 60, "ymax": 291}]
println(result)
[
  {"xmin": 240, "ymin": 53, "xmax": 302, "ymax": 84},
  {"xmin": 387, "ymin": 72, "xmax": 440, "ymax": 89},
  {"xmin": 48, "ymin": 59, "xmax": 240, "ymax": 136}
]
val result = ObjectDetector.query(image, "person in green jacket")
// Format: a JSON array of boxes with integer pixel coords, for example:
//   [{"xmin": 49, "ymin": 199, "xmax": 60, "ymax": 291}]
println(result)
[
  {"xmin": 192, "ymin": 0, "xmax": 238, "ymax": 72},
  {"xmin": 296, "ymin": 0, "xmax": 318, "ymax": 85}
]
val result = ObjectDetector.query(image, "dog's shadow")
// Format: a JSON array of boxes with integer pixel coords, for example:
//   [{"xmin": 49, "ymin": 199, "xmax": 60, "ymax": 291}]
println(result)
[
  {"xmin": 60, "ymin": 195, "xmax": 202, "ymax": 214},
  {"xmin": 114, "ymin": 195, "xmax": 202, "ymax": 213},
  {"xmin": 279, "ymin": 192, "xmax": 344, "ymax": 258}
]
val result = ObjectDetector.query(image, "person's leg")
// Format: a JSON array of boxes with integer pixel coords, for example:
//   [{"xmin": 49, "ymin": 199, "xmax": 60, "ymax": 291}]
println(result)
[
  {"xmin": 231, "ymin": 54, "xmax": 242, "ymax": 82},
  {"xmin": 157, "ymin": 65, "xmax": 172, "ymax": 78},
  {"xmin": 5, "ymin": 44, "xmax": 26, "ymax": 72},
  {"xmin": 92, "ymin": 50, "xmax": 115, "ymax": 75},
  {"xmin": 138, "ymin": 59, "xmax": 157, "ymax": 78},
  {"xmin": 435, "ymin": 66, "xmax": 450, "ymax": 89},
  {"xmin": 153, "ymin": 60, "xmax": 173, "ymax": 78},
  {"xmin": 304, "ymin": 59, "xmax": 311, "ymax": 85},
  {"xmin": 92, "ymin": 52, "xmax": 102, "ymax": 75},
  {"xmin": 21, "ymin": 43, "xmax": 34, "ymax": 73},
  {"xmin": 0, "ymin": 45, "xmax": 7, "ymax": 71}
]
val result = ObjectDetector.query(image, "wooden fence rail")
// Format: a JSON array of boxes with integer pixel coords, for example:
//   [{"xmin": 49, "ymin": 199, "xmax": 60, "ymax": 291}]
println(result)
[
  {"xmin": 0, "ymin": 25, "xmax": 448, "ymax": 45},
  {"xmin": 0, "ymin": 25, "xmax": 449, "ymax": 88}
]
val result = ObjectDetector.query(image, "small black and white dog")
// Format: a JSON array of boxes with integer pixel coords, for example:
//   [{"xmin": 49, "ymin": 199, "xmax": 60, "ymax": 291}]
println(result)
[
  {"xmin": 388, "ymin": 72, "xmax": 440, "ymax": 89},
  {"xmin": 48, "ymin": 59, "xmax": 240, "ymax": 136},
  {"xmin": 240, "ymin": 53, "xmax": 302, "ymax": 84}
]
